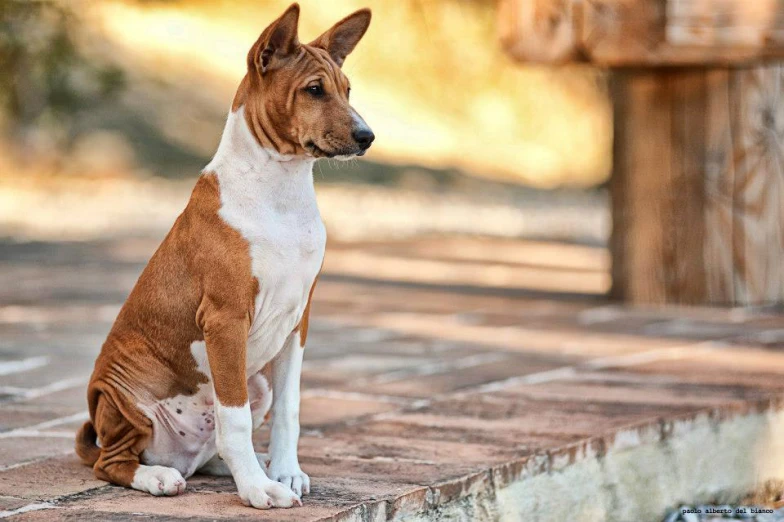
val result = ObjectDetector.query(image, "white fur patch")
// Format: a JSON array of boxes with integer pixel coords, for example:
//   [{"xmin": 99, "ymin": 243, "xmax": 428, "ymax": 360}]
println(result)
[{"xmin": 131, "ymin": 465, "xmax": 187, "ymax": 496}]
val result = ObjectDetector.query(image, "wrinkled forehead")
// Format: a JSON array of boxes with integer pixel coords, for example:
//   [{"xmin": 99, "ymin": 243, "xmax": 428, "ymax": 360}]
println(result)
[{"xmin": 279, "ymin": 45, "xmax": 349, "ymax": 90}]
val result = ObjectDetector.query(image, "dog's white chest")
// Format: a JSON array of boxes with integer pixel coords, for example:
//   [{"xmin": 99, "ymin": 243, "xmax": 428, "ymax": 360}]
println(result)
[
  {"xmin": 212, "ymin": 148, "xmax": 326, "ymax": 374},
  {"xmin": 243, "ymin": 204, "xmax": 325, "ymax": 368}
]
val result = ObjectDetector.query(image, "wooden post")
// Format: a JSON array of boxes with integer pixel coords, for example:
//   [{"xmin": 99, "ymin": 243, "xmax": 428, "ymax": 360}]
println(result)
[{"xmin": 499, "ymin": 0, "xmax": 784, "ymax": 306}]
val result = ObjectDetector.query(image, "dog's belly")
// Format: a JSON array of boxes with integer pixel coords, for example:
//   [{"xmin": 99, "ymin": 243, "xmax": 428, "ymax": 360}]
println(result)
[
  {"xmin": 139, "ymin": 382, "xmax": 216, "ymax": 477},
  {"xmin": 140, "ymin": 366, "xmax": 273, "ymax": 477}
]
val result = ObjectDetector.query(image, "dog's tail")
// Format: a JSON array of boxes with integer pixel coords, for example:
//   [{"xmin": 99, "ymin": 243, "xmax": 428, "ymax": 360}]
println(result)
[{"xmin": 75, "ymin": 420, "xmax": 100, "ymax": 466}]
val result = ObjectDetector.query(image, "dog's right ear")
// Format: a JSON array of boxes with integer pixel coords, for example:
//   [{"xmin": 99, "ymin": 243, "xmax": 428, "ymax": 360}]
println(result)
[{"xmin": 248, "ymin": 3, "xmax": 300, "ymax": 75}]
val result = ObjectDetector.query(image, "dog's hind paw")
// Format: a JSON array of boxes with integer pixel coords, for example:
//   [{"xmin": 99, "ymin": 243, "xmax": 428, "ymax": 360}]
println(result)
[{"xmin": 131, "ymin": 465, "xmax": 187, "ymax": 496}]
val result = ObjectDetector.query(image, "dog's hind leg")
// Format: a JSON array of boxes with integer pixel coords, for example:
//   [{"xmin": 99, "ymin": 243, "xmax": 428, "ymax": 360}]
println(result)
[
  {"xmin": 91, "ymin": 391, "xmax": 187, "ymax": 496},
  {"xmin": 249, "ymin": 365, "xmax": 273, "ymax": 430},
  {"xmin": 129, "ymin": 465, "xmax": 187, "ymax": 496}
]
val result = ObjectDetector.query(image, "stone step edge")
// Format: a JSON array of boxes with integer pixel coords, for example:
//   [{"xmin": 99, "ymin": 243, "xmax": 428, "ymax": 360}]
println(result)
[{"xmin": 322, "ymin": 395, "xmax": 784, "ymax": 522}]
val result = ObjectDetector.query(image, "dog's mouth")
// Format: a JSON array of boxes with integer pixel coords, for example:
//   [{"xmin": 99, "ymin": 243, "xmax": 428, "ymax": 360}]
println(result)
[{"xmin": 305, "ymin": 141, "xmax": 365, "ymax": 159}]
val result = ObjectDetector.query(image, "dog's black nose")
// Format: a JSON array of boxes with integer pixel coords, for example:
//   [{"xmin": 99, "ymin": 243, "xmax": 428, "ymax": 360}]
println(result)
[{"xmin": 353, "ymin": 128, "xmax": 375, "ymax": 149}]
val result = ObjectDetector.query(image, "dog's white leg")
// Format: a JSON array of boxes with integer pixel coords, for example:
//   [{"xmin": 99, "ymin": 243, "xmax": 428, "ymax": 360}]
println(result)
[
  {"xmin": 198, "ymin": 452, "xmax": 269, "ymax": 477},
  {"xmin": 267, "ymin": 331, "xmax": 310, "ymax": 496},
  {"xmin": 213, "ymin": 402, "xmax": 301, "ymax": 508}
]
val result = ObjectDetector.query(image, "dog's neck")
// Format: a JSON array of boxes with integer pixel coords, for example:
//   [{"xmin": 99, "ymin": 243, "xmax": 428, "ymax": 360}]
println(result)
[{"xmin": 204, "ymin": 106, "xmax": 316, "ymax": 199}]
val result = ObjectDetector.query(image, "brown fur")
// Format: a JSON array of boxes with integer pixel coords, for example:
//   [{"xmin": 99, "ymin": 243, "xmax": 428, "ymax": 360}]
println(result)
[{"xmin": 77, "ymin": 173, "xmax": 257, "ymax": 484}]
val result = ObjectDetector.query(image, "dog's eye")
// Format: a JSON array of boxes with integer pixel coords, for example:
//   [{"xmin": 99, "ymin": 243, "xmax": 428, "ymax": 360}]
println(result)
[
  {"xmin": 306, "ymin": 84, "xmax": 324, "ymax": 97},
  {"xmin": 346, "ymin": 87, "xmax": 351, "ymax": 99}
]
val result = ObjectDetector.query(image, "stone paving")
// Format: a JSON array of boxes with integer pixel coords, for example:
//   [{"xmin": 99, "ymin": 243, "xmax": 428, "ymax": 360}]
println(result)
[{"xmin": 1, "ymin": 235, "xmax": 784, "ymax": 520}]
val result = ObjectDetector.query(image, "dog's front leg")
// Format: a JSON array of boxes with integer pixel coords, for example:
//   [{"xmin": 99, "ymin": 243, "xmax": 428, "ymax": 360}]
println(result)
[
  {"xmin": 267, "ymin": 330, "xmax": 310, "ymax": 497},
  {"xmin": 204, "ymin": 314, "xmax": 301, "ymax": 509}
]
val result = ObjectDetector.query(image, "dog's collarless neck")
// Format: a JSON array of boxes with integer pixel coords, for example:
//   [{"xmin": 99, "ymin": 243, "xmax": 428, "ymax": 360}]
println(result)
[{"xmin": 204, "ymin": 106, "xmax": 315, "ymax": 180}]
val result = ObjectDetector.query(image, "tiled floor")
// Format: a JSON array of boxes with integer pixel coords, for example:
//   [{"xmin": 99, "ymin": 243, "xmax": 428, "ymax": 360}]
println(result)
[{"xmin": 1, "ymin": 236, "xmax": 783, "ymax": 520}]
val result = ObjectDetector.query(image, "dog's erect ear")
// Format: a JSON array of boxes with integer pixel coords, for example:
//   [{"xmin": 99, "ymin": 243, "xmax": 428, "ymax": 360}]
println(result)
[
  {"xmin": 309, "ymin": 8, "xmax": 371, "ymax": 67},
  {"xmin": 249, "ymin": 3, "xmax": 300, "ymax": 74}
]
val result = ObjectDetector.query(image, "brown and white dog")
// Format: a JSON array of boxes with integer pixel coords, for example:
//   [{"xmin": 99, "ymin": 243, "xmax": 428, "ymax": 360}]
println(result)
[{"xmin": 75, "ymin": 3, "xmax": 373, "ymax": 509}]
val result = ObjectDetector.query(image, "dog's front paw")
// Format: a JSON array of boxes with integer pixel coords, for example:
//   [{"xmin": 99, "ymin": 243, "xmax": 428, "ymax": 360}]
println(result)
[
  {"xmin": 267, "ymin": 461, "xmax": 310, "ymax": 497},
  {"xmin": 239, "ymin": 479, "xmax": 301, "ymax": 509}
]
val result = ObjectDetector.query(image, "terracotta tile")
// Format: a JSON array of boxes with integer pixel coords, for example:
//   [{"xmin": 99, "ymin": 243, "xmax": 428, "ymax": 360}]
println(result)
[
  {"xmin": 299, "ymin": 454, "xmax": 447, "ymax": 489},
  {"xmin": 4, "ymin": 237, "xmax": 784, "ymax": 519},
  {"xmin": 71, "ymin": 487, "xmax": 343, "ymax": 521},
  {"xmin": 298, "ymin": 431, "xmax": 518, "ymax": 481},
  {"xmin": 618, "ymin": 348, "xmax": 784, "ymax": 392},
  {"xmin": 304, "ymin": 353, "xmax": 437, "ymax": 377},
  {"xmin": 420, "ymin": 393, "xmax": 691, "ymax": 439},
  {"xmin": 14, "ymin": 507, "xmax": 212, "ymax": 521},
  {"xmin": 0, "ymin": 455, "xmax": 104, "ymax": 500},
  {"xmin": 0, "ymin": 408, "xmax": 75, "ymax": 432},
  {"xmin": 0, "ymin": 495, "xmax": 29, "ymax": 511},
  {"xmin": 498, "ymin": 376, "xmax": 762, "ymax": 408},
  {"xmin": 350, "ymin": 353, "xmax": 575, "ymax": 398},
  {"xmin": 352, "ymin": 414, "xmax": 576, "ymax": 450},
  {"xmin": 23, "ymin": 386, "xmax": 88, "ymax": 410},
  {"xmin": 0, "ymin": 356, "xmax": 93, "ymax": 389},
  {"xmin": 0, "ymin": 437, "xmax": 75, "ymax": 472},
  {"xmin": 300, "ymin": 396, "xmax": 400, "ymax": 427}
]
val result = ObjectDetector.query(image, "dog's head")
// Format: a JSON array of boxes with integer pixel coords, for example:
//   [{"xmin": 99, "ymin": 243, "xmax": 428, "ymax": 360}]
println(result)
[{"xmin": 234, "ymin": 3, "xmax": 374, "ymax": 160}]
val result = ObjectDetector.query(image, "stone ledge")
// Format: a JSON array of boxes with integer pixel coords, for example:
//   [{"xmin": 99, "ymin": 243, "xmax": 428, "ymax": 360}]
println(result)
[
  {"xmin": 7, "ymin": 400, "xmax": 781, "ymax": 522},
  {"xmin": 4, "ymin": 237, "xmax": 784, "ymax": 521}
]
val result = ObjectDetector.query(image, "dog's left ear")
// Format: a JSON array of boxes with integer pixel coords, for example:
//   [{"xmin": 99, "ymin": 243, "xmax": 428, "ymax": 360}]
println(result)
[{"xmin": 309, "ymin": 8, "xmax": 371, "ymax": 67}]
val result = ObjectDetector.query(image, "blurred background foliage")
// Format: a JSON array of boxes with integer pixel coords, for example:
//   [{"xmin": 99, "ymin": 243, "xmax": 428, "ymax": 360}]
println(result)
[
  {"xmin": 0, "ymin": 0, "xmax": 611, "ymax": 188},
  {"xmin": 0, "ymin": 0, "xmax": 124, "ymax": 162}
]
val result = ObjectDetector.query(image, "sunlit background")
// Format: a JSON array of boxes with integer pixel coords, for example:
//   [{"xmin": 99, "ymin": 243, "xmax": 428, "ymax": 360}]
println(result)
[{"xmin": 0, "ymin": 0, "xmax": 612, "ymax": 294}]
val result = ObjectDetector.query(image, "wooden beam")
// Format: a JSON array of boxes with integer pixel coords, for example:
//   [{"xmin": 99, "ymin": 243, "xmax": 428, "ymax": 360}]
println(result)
[
  {"xmin": 498, "ymin": 0, "xmax": 579, "ymax": 64},
  {"xmin": 500, "ymin": 0, "xmax": 784, "ymax": 66},
  {"xmin": 610, "ymin": 64, "xmax": 784, "ymax": 305}
]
